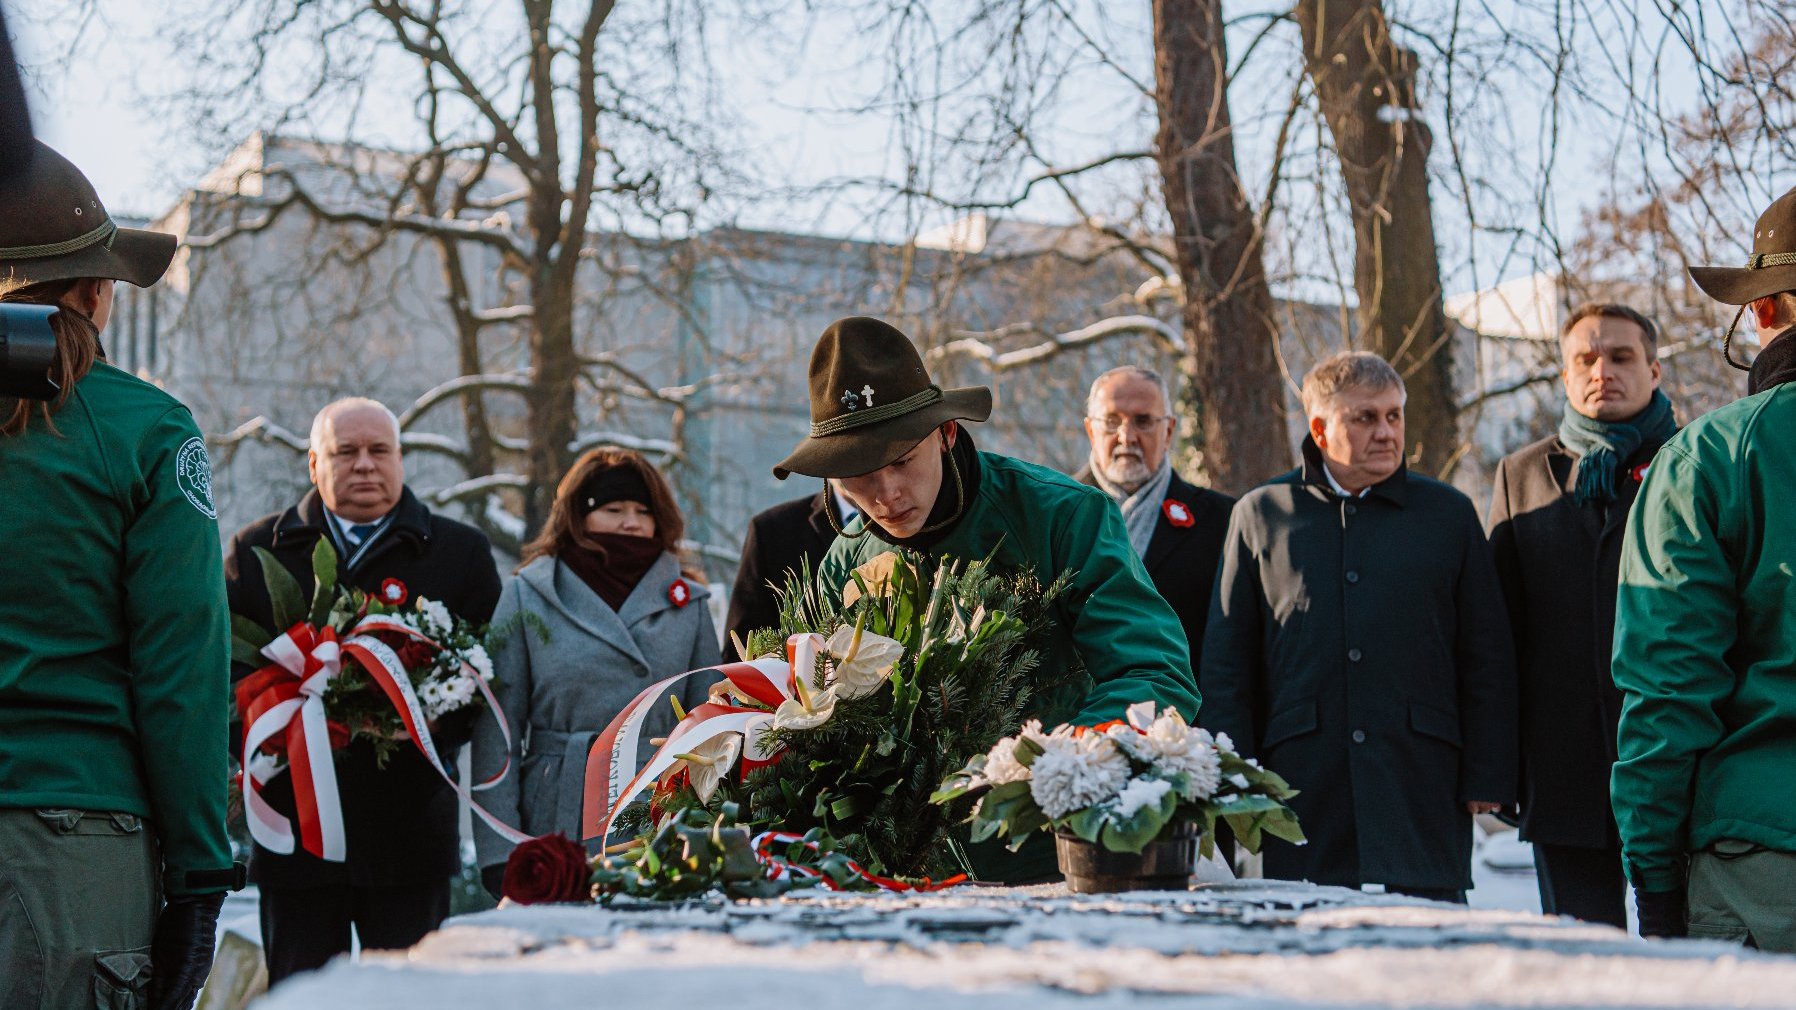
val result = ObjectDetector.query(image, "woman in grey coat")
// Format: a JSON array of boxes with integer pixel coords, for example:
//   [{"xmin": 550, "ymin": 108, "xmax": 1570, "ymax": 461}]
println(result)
[{"xmin": 472, "ymin": 448, "xmax": 720, "ymax": 893}]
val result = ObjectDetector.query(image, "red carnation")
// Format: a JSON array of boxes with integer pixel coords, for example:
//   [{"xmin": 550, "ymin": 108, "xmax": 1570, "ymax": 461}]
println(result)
[
  {"xmin": 501, "ymin": 833, "xmax": 593, "ymax": 905},
  {"xmin": 378, "ymin": 579, "xmax": 409, "ymax": 606}
]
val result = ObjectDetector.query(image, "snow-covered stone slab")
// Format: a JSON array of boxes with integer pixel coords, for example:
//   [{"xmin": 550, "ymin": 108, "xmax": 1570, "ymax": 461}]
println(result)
[{"xmin": 259, "ymin": 882, "xmax": 1796, "ymax": 1008}]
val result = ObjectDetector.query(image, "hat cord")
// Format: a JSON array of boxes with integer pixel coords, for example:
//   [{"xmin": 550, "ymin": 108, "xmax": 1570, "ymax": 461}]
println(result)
[
  {"xmin": 823, "ymin": 432, "xmax": 965, "ymax": 541},
  {"xmin": 1722, "ymin": 304, "xmax": 1753, "ymax": 372}
]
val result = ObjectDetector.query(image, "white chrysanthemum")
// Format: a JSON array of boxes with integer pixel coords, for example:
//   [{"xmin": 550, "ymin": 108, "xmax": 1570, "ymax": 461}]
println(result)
[
  {"xmin": 415, "ymin": 598, "xmax": 453, "ymax": 634},
  {"xmin": 1028, "ymin": 727, "xmax": 1130, "ymax": 818},
  {"xmin": 981, "ymin": 736, "xmax": 1031, "ymax": 785},
  {"xmin": 464, "ymin": 644, "xmax": 494, "ymax": 682},
  {"xmin": 1112, "ymin": 776, "xmax": 1173, "ymax": 819},
  {"xmin": 1110, "ymin": 710, "xmax": 1222, "ymax": 800}
]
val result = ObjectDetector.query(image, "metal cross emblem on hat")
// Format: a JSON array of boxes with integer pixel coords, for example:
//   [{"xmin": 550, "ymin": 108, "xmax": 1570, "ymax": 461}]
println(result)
[{"xmin": 860, "ymin": 384, "xmax": 875, "ymax": 406}]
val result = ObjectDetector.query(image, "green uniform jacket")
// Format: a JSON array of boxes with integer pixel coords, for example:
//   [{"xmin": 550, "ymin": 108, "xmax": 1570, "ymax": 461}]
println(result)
[
  {"xmin": 816, "ymin": 450, "xmax": 1199, "ymax": 729},
  {"xmin": 1612, "ymin": 383, "xmax": 1796, "ymax": 893},
  {"xmin": 0, "ymin": 363, "xmax": 234, "ymax": 896}
]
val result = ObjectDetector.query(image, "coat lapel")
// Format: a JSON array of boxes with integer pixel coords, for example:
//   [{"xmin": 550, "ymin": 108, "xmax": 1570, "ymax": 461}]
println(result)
[
  {"xmin": 1546, "ymin": 441, "xmax": 1603, "ymax": 544},
  {"xmin": 519, "ymin": 558, "xmax": 652, "ymax": 673},
  {"xmin": 1143, "ymin": 474, "xmax": 1195, "ymax": 572},
  {"xmin": 616, "ymin": 552, "xmax": 696, "ymax": 630}
]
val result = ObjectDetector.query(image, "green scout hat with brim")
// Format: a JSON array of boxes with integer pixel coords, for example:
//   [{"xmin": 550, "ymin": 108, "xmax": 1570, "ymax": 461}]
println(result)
[
  {"xmin": 1689, "ymin": 187, "xmax": 1796, "ymax": 306},
  {"xmin": 0, "ymin": 141, "xmax": 176, "ymax": 290},
  {"xmin": 774, "ymin": 316, "xmax": 992, "ymax": 480}
]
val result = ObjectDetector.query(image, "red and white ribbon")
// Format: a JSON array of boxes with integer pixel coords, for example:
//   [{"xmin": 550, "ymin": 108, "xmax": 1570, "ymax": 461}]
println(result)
[
  {"xmin": 750, "ymin": 831, "xmax": 968, "ymax": 892},
  {"xmin": 583, "ymin": 634, "xmax": 827, "ymax": 844},
  {"xmin": 240, "ymin": 616, "xmax": 530, "ymax": 862},
  {"xmin": 241, "ymin": 625, "xmax": 348, "ymax": 860}
]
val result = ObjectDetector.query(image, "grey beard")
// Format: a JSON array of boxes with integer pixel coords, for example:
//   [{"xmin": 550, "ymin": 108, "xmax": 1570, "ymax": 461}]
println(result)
[{"xmin": 1096, "ymin": 453, "xmax": 1153, "ymax": 492}]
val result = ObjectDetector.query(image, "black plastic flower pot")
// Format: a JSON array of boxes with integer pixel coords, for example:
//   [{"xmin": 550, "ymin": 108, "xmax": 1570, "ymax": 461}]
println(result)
[{"xmin": 1053, "ymin": 823, "xmax": 1198, "ymax": 893}]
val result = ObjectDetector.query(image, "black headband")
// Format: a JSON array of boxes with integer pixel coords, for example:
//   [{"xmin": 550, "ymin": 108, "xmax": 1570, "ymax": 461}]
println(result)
[{"xmin": 578, "ymin": 466, "xmax": 653, "ymax": 514}]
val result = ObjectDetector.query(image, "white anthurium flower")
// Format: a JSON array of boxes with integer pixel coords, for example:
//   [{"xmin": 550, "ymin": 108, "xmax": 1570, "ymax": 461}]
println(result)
[
  {"xmin": 772, "ymin": 673, "xmax": 838, "ymax": 731},
  {"xmin": 676, "ymin": 733, "xmax": 743, "ymax": 802},
  {"xmin": 1125, "ymin": 700, "xmax": 1159, "ymax": 733},
  {"xmin": 825, "ymin": 617, "xmax": 904, "ymax": 701}
]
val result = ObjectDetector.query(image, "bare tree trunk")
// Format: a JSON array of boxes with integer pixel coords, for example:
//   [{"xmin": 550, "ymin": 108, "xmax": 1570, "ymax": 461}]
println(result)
[
  {"xmin": 1151, "ymin": 0, "xmax": 1290, "ymax": 494},
  {"xmin": 1297, "ymin": 0, "xmax": 1458, "ymax": 474},
  {"xmin": 525, "ymin": 279, "xmax": 579, "ymax": 532}
]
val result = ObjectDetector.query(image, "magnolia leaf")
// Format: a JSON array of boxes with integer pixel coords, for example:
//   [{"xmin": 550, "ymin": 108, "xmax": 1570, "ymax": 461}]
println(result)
[
  {"xmin": 252, "ymin": 547, "xmax": 305, "ymax": 632},
  {"xmin": 231, "ymin": 614, "xmax": 274, "ymax": 650},
  {"xmin": 231, "ymin": 637, "xmax": 266, "ymax": 668},
  {"xmin": 309, "ymin": 541, "xmax": 339, "ymax": 626}
]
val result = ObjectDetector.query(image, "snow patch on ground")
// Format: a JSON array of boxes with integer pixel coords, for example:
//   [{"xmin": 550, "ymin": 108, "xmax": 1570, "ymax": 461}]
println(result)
[{"xmin": 256, "ymin": 882, "xmax": 1796, "ymax": 1009}]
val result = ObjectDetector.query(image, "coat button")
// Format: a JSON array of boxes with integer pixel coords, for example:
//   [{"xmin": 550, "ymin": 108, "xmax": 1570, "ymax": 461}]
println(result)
[
  {"xmin": 1351, "ymin": 729, "xmax": 1367, "ymax": 744},
  {"xmin": 1348, "ymin": 648, "xmax": 1363, "ymax": 662},
  {"xmin": 1345, "ymin": 570, "xmax": 1360, "ymax": 584},
  {"xmin": 1344, "ymin": 503, "xmax": 1358, "ymax": 516}
]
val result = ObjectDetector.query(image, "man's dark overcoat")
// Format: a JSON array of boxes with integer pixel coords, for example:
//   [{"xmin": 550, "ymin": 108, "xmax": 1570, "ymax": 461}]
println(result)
[
  {"xmin": 1076, "ymin": 467, "xmax": 1235, "ymax": 656},
  {"xmin": 224, "ymin": 486, "xmax": 502, "ymax": 887},
  {"xmin": 1200, "ymin": 440, "xmax": 1518, "ymax": 891},
  {"xmin": 1487, "ymin": 434, "xmax": 1652, "ymax": 848},
  {"xmin": 723, "ymin": 485, "xmax": 838, "ymax": 661}
]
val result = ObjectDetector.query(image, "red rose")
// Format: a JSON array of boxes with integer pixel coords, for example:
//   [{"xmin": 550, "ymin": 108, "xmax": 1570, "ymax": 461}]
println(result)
[
  {"xmin": 501, "ymin": 833, "xmax": 593, "ymax": 905},
  {"xmin": 395, "ymin": 639, "xmax": 437, "ymax": 670}
]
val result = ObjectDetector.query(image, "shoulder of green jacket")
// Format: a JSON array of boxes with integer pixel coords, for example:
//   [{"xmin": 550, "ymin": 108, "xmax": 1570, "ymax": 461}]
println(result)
[
  {"xmin": 79, "ymin": 361, "xmax": 196, "ymax": 428},
  {"xmin": 1660, "ymin": 383, "xmax": 1792, "ymax": 466},
  {"xmin": 976, "ymin": 450, "xmax": 1109, "ymax": 509}
]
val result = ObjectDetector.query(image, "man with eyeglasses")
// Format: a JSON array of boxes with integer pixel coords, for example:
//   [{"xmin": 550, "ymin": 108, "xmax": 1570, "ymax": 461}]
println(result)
[{"xmin": 1076, "ymin": 366, "xmax": 1234, "ymax": 664}]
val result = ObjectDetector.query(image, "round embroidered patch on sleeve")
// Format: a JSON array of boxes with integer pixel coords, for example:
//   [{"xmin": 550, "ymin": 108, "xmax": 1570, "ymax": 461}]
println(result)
[{"xmin": 175, "ymin": 436, "xmax": 217, "ymax": 519}]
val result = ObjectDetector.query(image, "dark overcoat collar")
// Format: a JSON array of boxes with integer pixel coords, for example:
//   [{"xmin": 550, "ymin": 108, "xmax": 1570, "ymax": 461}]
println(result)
[
  {"xmin": 271, "ymin": 486, "xmax": 434, "ymax": 576},
  {"xmin": 1299, "ymin": 437, "xmax": 1407, "ymax": 507}
]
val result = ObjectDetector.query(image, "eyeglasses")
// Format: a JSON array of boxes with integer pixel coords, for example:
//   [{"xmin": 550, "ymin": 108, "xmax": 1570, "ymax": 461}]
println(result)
[{"xmin": 1088, "ymin": 414, "xmax": 1172, "ymax": 435}]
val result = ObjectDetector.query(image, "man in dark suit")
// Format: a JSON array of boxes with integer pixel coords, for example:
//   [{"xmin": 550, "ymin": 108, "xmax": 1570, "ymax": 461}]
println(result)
[
  {"xmin": 225, "ymin": 397, "xmax": 501, "ymax": 984},
  {"xmin": 1075, "ymin": 366, "xmax": 1234, "ymax": 656},
  {"xmin": 1487, "ymin": 303, "xmax": 1677, "ymax": 927},
  {"xmin": 723, "ymin": 481, "xmax": 854, "ymax": 661}
]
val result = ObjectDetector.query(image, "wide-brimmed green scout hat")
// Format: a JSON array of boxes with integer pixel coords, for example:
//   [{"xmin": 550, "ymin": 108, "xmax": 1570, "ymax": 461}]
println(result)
[
  {"xmin": 1689, "ymin": 187, "xmax": 1796, "ymax": 306},
  {"xmin": 0, "ymin": 141, "xmax": 176, "ymax": 289},
  {"xmin": 774, "ymin": 316, "xmax": 992, "ymax": 480}
]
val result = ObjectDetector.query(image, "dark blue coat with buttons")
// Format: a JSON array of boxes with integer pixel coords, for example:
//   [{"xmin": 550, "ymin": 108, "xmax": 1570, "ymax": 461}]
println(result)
[{"xmin": 1199, "ymin": 438, "xmax": 1518, "ymax": 892}]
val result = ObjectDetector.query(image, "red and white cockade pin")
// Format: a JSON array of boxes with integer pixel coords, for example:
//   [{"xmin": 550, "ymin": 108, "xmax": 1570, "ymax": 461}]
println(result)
[
  {"xmin": 1630, "ymin": 462, "xmax": 1651, "ymax": 483},
  {"xmin": 1163, "ymin": 499, "xmax": 1195, "ymax": 528},
  {"xmin": 668, "ymin": 579, "xmax": 691, "ymax": 608},
  {"xmin": 378, "ymin": 578, "xmax": 409, "ymax": 606}
]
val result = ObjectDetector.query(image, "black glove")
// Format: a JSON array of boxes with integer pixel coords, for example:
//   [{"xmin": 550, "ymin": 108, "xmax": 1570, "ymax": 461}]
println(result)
[
  {"xmin": 1635, "ymin": 888, "xmax": 1688, "ymax": 939},
  {"xmin": 149, "ymin": 892, "xmax": 225, "ymax": 1010},
  {"xmin": 482, "ymin": 863, "xmax": 507, "ymax": 902}
]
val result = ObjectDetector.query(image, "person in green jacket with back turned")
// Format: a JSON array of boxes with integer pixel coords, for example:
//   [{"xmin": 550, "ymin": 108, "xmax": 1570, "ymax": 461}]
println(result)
[
  {"xmin": 1612, "ymin": 186, "xmax": 1796, "ymax": 950},
  {"xmin": 770, "ymin": 316, "xmax": 1200, "ymax": 882},
  {"xmin": 0, "ymin": 143, "xmax": 240, "ymax": 1009}
]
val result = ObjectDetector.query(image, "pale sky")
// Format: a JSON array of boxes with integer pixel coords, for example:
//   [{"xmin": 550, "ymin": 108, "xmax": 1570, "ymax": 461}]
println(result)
[{"xmin": 7, "ymin": 0, "xmax": 1759, "ymax": 299}]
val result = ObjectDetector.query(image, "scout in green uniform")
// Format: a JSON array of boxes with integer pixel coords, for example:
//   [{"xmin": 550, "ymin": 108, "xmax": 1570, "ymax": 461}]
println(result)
[
  {"xmin": 1611, "ymin": 187, "xmax": 1796, "ymax": 949},
  {"xmin": 772, "ymin": 317, "xmax": 1200, "ymax": 880},
  {"xmin": 0, "ymin": 143, "xmax": 239, "ymax": 1010}
]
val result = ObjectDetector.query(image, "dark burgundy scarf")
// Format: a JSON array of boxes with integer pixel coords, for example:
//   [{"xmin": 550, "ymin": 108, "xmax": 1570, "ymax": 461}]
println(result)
[{"xmin": 559, "ymin": 533, "xmax": 664, "ymax": 611}]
